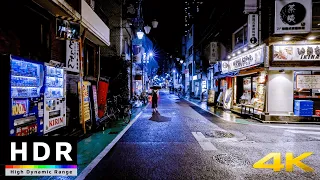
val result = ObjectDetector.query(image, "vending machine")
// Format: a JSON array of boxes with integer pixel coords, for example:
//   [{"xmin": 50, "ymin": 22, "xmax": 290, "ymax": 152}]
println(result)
[
  {"xmin": 43, "ymin": 64, "xmax": 67, "ymax": 135},
  {"xmin": 7, "ymin": 55, "xmax": 45, "ymax": 136}
]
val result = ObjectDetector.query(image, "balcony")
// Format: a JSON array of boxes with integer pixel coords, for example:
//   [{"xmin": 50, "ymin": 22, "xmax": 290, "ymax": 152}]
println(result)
[{"xmin": 81, "ymin": 0, "xmax": 110, "ymax": 46}]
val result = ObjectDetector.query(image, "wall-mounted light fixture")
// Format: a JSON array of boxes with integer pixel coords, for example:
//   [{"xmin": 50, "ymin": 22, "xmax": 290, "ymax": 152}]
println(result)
[
  {"xmin": 307, "ymin": 36, "xmax": 316, "ymax": 40},
  {"xmin": 283, "ymin": 36, "xmax": 291, "ymax": 41}
]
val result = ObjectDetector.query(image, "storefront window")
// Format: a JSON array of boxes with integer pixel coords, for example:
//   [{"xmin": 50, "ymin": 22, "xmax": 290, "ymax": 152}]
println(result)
[
  {"xmin": 234, "ymin": 71, "xmax": 266, "ymax": 112},
  {"xmin": 294, "ymin": 71, "xmax": 320, "ymax": 115}
]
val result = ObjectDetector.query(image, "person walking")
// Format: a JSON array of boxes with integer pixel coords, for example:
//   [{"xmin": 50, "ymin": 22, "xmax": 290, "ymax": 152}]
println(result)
[{"xmin": 152, "ymin": 90, "xmax": 158, "ymax": 113}]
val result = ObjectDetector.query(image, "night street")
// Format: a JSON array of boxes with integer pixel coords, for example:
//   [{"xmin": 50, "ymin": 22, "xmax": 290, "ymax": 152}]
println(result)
[
  {"xmin": 84, "ymin": 91, "xmax": 320, "ymax": 180},
  {"xmin": 2, "ymin": 0, "xmax": 320, "ymax": 179}
]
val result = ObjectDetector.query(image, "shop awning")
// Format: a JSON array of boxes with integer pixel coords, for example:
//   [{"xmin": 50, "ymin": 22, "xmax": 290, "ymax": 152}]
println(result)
[
  {"xmin": 213, "ymin": 71, "xmax": 239, "ymax": 79},
  {"xmin": 238, "ymin": 66, "xmax": 265, "ymax": 76}
]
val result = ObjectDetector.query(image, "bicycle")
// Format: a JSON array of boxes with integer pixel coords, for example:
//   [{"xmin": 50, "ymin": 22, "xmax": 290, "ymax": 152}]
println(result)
[{"xmin": 113, "ymin": 95, "xmax": 132, "ymax": 124}]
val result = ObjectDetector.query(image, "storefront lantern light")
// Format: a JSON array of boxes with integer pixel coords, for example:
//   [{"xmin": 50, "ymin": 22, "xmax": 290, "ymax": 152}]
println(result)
[
  {"xmin": 180, "ymin": 60, "xmax": 183, "ymax": 64},
  {"xmin": 227, "ymin": 55, "xmax": 231, "ymax": 59},
  {"xmin": 137, "ymin": 31, "xmax": 144, "ymax": 39},
  {"xmin": 237, "ymin": 50, "xmax": 241, "ymax": 55},
  {"xmin": 232, "ymin": 53, "xmax": 236, "ymax": 57},
  {"xmin": 243, "ymin": 47, "xmax": 248, "ymax": 51}
]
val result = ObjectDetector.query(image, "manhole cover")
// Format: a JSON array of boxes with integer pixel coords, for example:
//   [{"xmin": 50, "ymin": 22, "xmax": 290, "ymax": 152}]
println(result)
[
  {"xmin": 214, "ymin": 154, "xmax": 249, "ymax": 167},
  {"xmin": 205, "ymin": 131, "xmax": 234, "ymax": 138}
]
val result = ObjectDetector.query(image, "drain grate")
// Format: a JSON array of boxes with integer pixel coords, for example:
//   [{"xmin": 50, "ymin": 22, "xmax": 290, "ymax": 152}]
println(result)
[
  {"xmin": 214, "ymin": 154, "xmax": 249, "ymax": 167},
  {"xmin": 109, "ymin": 131, "xmax": 120, "ymax": 134},
  {"xmin": 205, "ymin": 131, "xmax": 235, "ymax": 138}
]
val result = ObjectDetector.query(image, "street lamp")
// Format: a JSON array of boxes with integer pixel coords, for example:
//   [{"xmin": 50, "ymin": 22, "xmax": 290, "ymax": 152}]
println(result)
[
  {"xmin": 149, "ymin": 52, "xmax": 153, "ymax": 57},
  {"xmin": 152, "ymin": 19, "xmax": 158, "ymax": 28},
  {"xmin": 144, "ymin": 25, "xmax": 151, "ymax": 34}
]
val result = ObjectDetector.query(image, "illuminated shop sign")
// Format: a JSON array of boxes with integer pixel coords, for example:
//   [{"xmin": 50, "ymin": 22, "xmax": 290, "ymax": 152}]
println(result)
[
  {"xmin": 221, "ymin": 45, "xmax": 265, "ymax": 74},
  {"xmin": 273, "ymin": 44, "xmax": 320, "ymax": 61}
]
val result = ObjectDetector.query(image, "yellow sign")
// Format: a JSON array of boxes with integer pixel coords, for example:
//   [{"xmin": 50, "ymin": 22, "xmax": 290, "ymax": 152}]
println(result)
[
  {"xmin": 253, "ymin": 152, "xmax": 313, "ymax": 172},
  {"xmin": 12, "ymin": 104, "xmax": 27, "ymax": 116},
  {"xmin": 12, "ymin": 100, "xmax": 28, "ymax": 116},
  {"xmin": 78, "ymin": 81, "xmax": 91, "ymax": 123}
]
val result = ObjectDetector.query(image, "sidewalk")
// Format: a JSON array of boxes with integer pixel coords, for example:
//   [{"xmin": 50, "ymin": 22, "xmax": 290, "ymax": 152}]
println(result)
[
  {"xmin": 22, "ymin": 104, "xmax": 147, "ymax": 180},
  {"xmin": 183, "ymin": 96, "xmax": 259, "ymax": 125}
]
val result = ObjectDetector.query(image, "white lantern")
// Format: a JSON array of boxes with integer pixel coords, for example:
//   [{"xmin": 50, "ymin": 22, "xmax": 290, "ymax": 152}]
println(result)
[
  {"xmin": 137, "ymin": 31, "xmax": 144, "ymax": 39},
  {"xmin": 144, "ymin": 25, "xmax": 151, "ymax": 34},
  {"xmin": 180, "ymin": 60, "xmax": 183, "ymax": 64},
  {"xmin": 176, "ymin": 57, "xmax": 180, "ymax": 61},
  {"xmin": 152, "ymin": 19, "xmax": 158, "ymax": 28}
]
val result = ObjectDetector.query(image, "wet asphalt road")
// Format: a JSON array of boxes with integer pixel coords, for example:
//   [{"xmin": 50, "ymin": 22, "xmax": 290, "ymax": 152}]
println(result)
[{"xmin": 85, "ymin": 91, "xmax": 320, "ymax": 180}]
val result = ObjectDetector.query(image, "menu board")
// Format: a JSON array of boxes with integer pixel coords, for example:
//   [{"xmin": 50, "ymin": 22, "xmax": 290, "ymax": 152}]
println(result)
[
  {"xmin": 296, "ymin": 75, "xmax": 320, "ymax": 89},
  {"xmin": 207, "ymin": 90, "xmax": 215, "ymax": 104}
]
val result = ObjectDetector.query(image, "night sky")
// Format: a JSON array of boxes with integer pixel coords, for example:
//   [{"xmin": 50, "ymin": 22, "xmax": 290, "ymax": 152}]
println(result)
[{"xmin": 142, "ymin": 0, "xmax": 185, "ymax": 55}]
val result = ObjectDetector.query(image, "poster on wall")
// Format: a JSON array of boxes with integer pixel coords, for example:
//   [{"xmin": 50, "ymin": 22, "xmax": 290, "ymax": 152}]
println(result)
[
  {"xmin": 273, "ymin": 45, "xmax": 320, "ymax": 61},
  {"xmin": 66, "ymin": 40, "xmax": 80, "ymax": 73},
  {"xmin": 253, "ymin": 84, "xmax": 265, "ymax": 111},
  {"xmin": 78, "ymin": 81, "xmax": 91, "ymax": 123},
  {"xmin": 296, "ymin": 75, "xmax": 320, "ymax": 89},
  {"xmin": 274, "ymin": 0, "xmax": 312, "ymax": 34}
]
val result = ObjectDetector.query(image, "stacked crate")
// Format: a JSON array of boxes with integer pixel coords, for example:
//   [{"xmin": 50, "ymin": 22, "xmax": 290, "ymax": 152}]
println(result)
[{"xmin": 294, "ymin": 100, "xmax": 314, "ymax": 116}]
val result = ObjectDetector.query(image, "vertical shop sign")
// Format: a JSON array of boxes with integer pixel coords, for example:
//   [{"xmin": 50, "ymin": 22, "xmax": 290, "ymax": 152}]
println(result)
[
  {"xmin": 274, "ymin": 0, "xmax": 312, "ymax": 34},
  {"xmin": 66, "ymin": 40, "xmax": 80, "ymax": 73},
  {"xmin": 92, "ymin": 85, "xmax": 99, "ymax": 120},
  {"xmin": 78, "ymin": 81, "xmax": 91, "ymax": 123},
  {"xmin": 248, "ymin": 14, "xmax": 259, "ymax": 46},
  {"xmin": 210, "ymin": 42, "xmax": 218, "ymax": 64}
]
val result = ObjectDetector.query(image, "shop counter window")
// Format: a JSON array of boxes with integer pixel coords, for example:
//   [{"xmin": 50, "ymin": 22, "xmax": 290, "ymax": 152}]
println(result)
[{"xmin": 294, "ymin": 71, "xmax": 320, "ymax": 116}]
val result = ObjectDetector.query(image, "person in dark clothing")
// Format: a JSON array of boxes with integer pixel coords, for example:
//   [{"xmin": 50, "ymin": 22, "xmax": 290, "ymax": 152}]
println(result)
[{"xmin": 152, "ymin": 90, "xmax": 158, "ymax": 113}]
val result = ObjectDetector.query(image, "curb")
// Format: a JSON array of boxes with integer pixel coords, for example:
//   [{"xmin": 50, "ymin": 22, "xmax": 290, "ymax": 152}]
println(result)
[
  {"xmin": 184, "ymin": 98, "xmax": 320, "ymax": 125},
  {"xmin": 183, "ymin": 98, "xmax": 244, "ymax": 123},
  {"xmin": 75, "ymin": 104, "xmax": 148, "ymax": 180}
]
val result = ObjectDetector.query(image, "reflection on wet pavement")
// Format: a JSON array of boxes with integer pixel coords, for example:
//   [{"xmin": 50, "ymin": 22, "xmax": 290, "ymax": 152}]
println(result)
[
  {"xmin": 149, "ymin": 112, "xmax": 171, "ymax": 122},
  {"xmin": 186, "ymin": 98, "xmax": 256, "ymax": 124}
]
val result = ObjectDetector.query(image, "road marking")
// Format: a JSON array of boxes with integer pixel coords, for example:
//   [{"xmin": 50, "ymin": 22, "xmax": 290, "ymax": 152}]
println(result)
[
  {"xmin": 76, "ymin": 106, "xmax": 147, "ymax": 180},
  {"xmin": 269, "ymin": 126, "xmax": 320, "ymax": 131},
  {"xmin": 286, "ymin": 130, "xmax": 320, "ymax": 135},
  {"xmin": 192, "ymin": 132, "xmax": 217, "ymax": 151}
]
